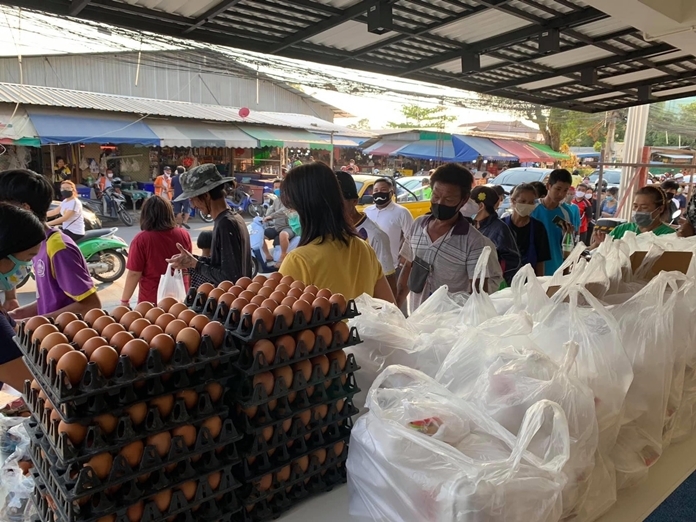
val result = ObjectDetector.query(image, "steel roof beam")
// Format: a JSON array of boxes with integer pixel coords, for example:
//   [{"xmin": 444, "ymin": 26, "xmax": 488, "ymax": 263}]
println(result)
[
  {"xmin": 182, "ymin": 0, "xmax": 243, "ymax": 34},
  {"xmin": 69, "ymin": 0, "xmax": 91, "ymax": 16}
]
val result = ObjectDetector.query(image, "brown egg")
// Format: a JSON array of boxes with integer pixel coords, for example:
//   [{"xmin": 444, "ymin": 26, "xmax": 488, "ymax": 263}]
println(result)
[
  {"xmin": 197, "ymin": 282, "xmax": 215, "ymax": 296},
  {"xmin": 253, "ymin": 372, "xmax": 274, "ymax": 396},
  {"xmin": 313, "ymin": 448, "xmax": 327, "ymax": 464},
  {"xmin": 82, "ymin": 309, "xmax": 106, "ymax": 327},
  {"xmin": 72, "ymin": 327, "xmax": 98, "ymax": 348},
  {"xmin": 151, "ymin": 394, "xmax": 174, "ymax": 419},
  {"xmin": 40, "ymin": 331, "xmax": 70, "ymax": 352},
  {"xmin": 146, "ymin": 432, "xmax": 172, "ymax": 457},
  {"xmin": 299, "ymin": 292, "xmax": 315, "ymax": 304},
  {"xmin": 287, "ymin": 287, "xmax": 303, "ymax": 299},
  {"xmin": 237, "ymin": 277, "xmax": 253, "ymax": 289},
  {"xmin": 82, "ymin": 336, "xmax": 108, "ymax": 358},
  {"xmin": 257, "ymin": 286, "xmax": 274, "ymax": 299},
  {"xmin": 327, "ymin": 349, "xmax": 347, "ymax": 371},
  {"xmin": 264, "ymin": 278, "xmax": 279, "ymax": 290},
  {"xmin": 336, "ymin": 398, "xmax": 345, "ymax": 413},
  {"xmin": 85, "ymin": 452, "xmax": 113, "ymax": 480},
  {"xmin": 215, "ymin": 292, "xmax": 236, "ymax": 309},
  {"xmin": 151, "ymin": 334, "xmax": 175, "ymax": 363},
  {"xmin": 46, "ymin": 343, "xmax": 74, "ymax": 365},
  {"xmin": 276, "ymin": 465, "xmax": 291, "ymax": 482},
  {"xmin": 305, "ymin": 284, "xmax": 319, "ymax": 296},
  {"xmin": 292, "ymin": 360, "xmax": 312, "ymax": 382},
  {"xmin": 257, "ymin": 474, "xmax": 273, "ymax": 491},
  {"xmin": 172, "ymin": 425, "xmax": 197, "ymax": 447},
  {"xmin": 140, "ymin": 324, "xmax": 164, "ymax": 345},
  {"xmin": 272, "ymin": 305, "xmax": 293, "ymax": 328},
  {"xmin": 127, "ymin": 502, "xmax": 144, "ymax": 522},
  {"xmin": 312, "ymin": 296, "xmax": 331, "ymax": 319},
  {"xmin": 260, "ymin": 426, "xmax": 274, "ymax": 442},
  {"xmin": 241, "ymin": 303, "xmax": 259, "ymax": 318},
  {"xmin": 154, "ymin": 488, "xmax": 172, "ymax": 513},
  {"xmin": 94, "ymin": 413, "xmax": 118, "ymax": 434},
  {"xmin": 289, "ymin": 280, "xmax": 304, "ymax": 290},
  {"xmin": 314, "ymin": 325, "xmax": 332, "ymax": 348},
  {"xmin": 129, "ymin": 318, "xmax": 151, "ymax": 337},
  {"xmin": 315, "ymin": 288, "xmax": 331, "ymax": 300},
  {"xmin": 189, "ymin": 314, "xmax": 210, "ymax": 333},
  {"xmin": 177, "ymin": 309, "xmax": 197, "ymax": 324},
  {"xmin": 329, "ymin": 293, "xmax": 348, "ymax": 314},
  {"xmin": 144, "ymin": 307, "xmax": 165, "ymax": 323},
  {"xmin": 101, "ymin": 322, "xmax": 126, "ymax": 341},
  {"xmin": 176, "ymin": 327, "xmax": 200, "ymax": 356},
  {"xmin": 249, "ymin": 294, "xmax": 266, "ymax": 307},
  {"xmin": 208, "ymin": 471, "xmax": 221, "ymax": 491},
  {"xmin": 110, "ymin": 305, "xmax": 131, "ymax": 322},
  {"xmin": 252, "ymin": 307, "xmax": 274, "ymax": 333},
  {"xmin": 120, "ymin": 311, "xmax": 143, "ymax": 330},
  {"xmin": 273, "ymin": 365, "xmax": 294, "ymax": 388},
  {"xmin": 281, "ymin": 417, "xmax": 292, "ymax": 433},
  {"xmin": 261, "ymin": 298, "xmax": 279, "ymax": 311},
  {"xmin": 178, "ymin": 480, "xmax": 197, "ymax": 501},
  {"xmin": 90, "ymin": 346, "xmax": 119, "ymax": 378},
  {"xmin": 25, "ymin": 316, "xmax": 51, "ymax": 335},
  {"xmin": 56, "ymin": 351, "xmax": 88, "ymax": 385},
  {"xmin": 252, "ymin": 339, "xmax": 275, "ymax": 365},
  {"xmin": 252, "ymin": 274, "xmax": 268, "ymax": 285},
  {"xmin": 247, "ymin": 282, "xmax": 263, "ymax": 294},
  {"xmin": 58, "ymin": 420, "xmax": 87, "ymax": 446},
  {"xmin": 206, "ymin": 382, "xmax": 223, "ymax": 403},
  {"xmin": 162, "ymin": 316, "xmax": 188, "ymax": 339},
  {"xmin": 176, "ymin": 389, "xmax": 198, "ymax": 409},
  {"xmin": 97, "ymin": 516, "xmax": 115, "ymax": 522},
  {"xmin": 121, "ymin": 339, "xmax": 150, "ymax": 368},
  {"xmin": 334, "ymin": 441, "xmax": 345, "ymax": 457},
  {"xmin": 119, "ymin": 439, "xmax": 144, "ymax": 468},
  {"xmin": 155, "ymin": 312, "xmax": 176, "ymax": 330},
  {"xmin": 269, "ymin": 291, "xmax": 286, "ymax": 304},
  {"xmin": 126, "ymin": 403, "xmax": 147, "ymax": 425},
  {"xmin": 134, "ymin": 301, "xmax": 154, "ymax": 316},
  {"xmin": 331, "ymin": 322, "xmax": 350, "ymax": 345},
  {"xmin": 275, "ymin": 335, "xmax": 296, "ymax": 358},
  {"xmin": 32, "ymin": 323, "xmax": 59, "ymax": 343},
  {"xmin": 242, "ymin": 404, "xmax": 258, "ymax": 418},
  {"xmin": 239, "ymin": 290, "xmax": 256, "ymax": 302},
  {"xmin": 201, "ymin": 321, "xmax": 225, "ymax": 349},
  {"xmin": 295, "ymin": 330, "xmax": 316, "ymax": 353},
  {"xmin": 110, "ymin": 331, "xmax": 135, "ymax": 352},
  {"xmin": 297, "ymin": 409, "xmax": 311, "ymax": 427},
  {"xmin": 201, "ymin": 416, "xmax": 222, "ymax": 438},
  {"xmin": 281, "ymin": 296, "xmax": 297, "ymax": 309},
  {"xmin": 231, "ymin": 297, "xmax": 249, "ymax": 311},
  {"xmin": 157, "ymin": 297, "xmax": 179, "ymax": 312},
  {"xmin": 92, "ymin": 315, "xmax": 116, "ymax": 334},
  {"xmin": 269, "ymin": 272, "xmax": 284, "ymax": 282},
  {"xmin": 310, "ymin": 355, "xmax": 330, "ymax": 378},
  {"xmin": 167, "ymin": 302, "xmax": 187, "ymax": 318},
  {"xmin": 208, "ymin": 288, "xmax": 225, "ymax": 302},
  {"xmin": 292, "ymin": 299, "xmax": 312, "ymax": 323},
  {"xmin": 218, "ymin": 280, "xmax": 234, "ymax": 292},
  {"xmin": 228, "ymin": 285, "xmax": 244, "ymax": 297},
  {"xmin": 55, "ymin": 312, "xmax": 79, "ymax": 331}
]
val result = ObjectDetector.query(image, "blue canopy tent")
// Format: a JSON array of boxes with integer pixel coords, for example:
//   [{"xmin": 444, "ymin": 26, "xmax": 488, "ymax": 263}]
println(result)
[
  {"xmin": 452, "ymin": 135, "xmax": 518, "ymax": 161},
  {"xmin": 391, "ymin": 137, "xmax": 480, "ymax": 162}
]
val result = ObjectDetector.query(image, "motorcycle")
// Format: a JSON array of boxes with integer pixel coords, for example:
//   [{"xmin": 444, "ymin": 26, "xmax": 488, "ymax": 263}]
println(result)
[
  {"xmin": 81, "ymin": 180, "xmax": 133, "ymax": 227},
  {"xmin": 247, "ymin": 217, "xmax": 300, "ymax": 277},
  {"xmin": 196, "ymin": 190, "xmax": 263, "ymax": 223},
  {"xmin": 17, "ymin": 228, "xmax": 128, "ymax": 287}
]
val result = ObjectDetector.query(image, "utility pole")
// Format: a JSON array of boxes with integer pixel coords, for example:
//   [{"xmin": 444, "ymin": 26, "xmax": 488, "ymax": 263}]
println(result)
[{"xmin": 604, "ymin": 110, "xmax": 618, "ymax": 164}]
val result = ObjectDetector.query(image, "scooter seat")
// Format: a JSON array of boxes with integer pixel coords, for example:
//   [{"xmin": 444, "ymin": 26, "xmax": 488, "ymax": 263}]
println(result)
[{"xmin": 77, "ymin": 228, "xmax": 117, "ymax": 243}]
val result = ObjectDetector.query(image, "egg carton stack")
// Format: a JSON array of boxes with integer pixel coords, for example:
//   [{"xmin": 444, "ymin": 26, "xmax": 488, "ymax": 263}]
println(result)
[
  {"xmin": 16, "ymin": 299, "xmax": 245, "ymax": 522},
  {"xmin": 185, "ymin": 274, "xmax": 362, "ymax": 520}
]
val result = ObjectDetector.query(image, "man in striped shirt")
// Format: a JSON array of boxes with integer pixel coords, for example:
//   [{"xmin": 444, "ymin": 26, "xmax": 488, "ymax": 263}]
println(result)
[{"xmin": 397, "ymin": 163, "xmax": 503, "ymax": 310}]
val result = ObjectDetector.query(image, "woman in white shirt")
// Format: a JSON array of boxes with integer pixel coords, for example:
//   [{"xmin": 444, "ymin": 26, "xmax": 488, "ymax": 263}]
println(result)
[{"xmin": 47, "ymin": 180, "xmax": 86, "ymax": 243}]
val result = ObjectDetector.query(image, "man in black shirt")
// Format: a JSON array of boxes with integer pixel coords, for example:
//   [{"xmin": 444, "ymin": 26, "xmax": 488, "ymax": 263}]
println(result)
[{"xmin": 167, "ymin": 164, "xmax": 251, "ymax": 285}]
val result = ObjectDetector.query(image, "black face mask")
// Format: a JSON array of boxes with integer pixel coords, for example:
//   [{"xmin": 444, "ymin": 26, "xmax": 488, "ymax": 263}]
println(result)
[
  {"xmin": 60, "ymin": 190, "xmax": 73, "ymax": 199},
  {"xmin": 373, "ymin": 192, "xmax": 391, "ymax": 205},
  {"xmin": 431, "ymin": 202, "xmax": 460, "ymax": 221},
  {"xmin": 666, "ymin": 193, "xmax": 675, "ymax": 200}
]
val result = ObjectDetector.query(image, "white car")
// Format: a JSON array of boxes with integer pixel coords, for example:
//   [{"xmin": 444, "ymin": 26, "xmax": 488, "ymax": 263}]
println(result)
[{"xmin": 489, "ymin": 167, "xmax": 553, "ymax": 194}]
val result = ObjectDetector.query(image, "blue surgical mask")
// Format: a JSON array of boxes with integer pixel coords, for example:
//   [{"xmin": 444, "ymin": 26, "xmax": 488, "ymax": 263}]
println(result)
[
  {"xmin": 274, "ymin": 189, "xmax": 281, "ymax": 197},
  {"xmin": 606, "ymin": 196, "xmax": 614, "ymax": 202},
  {"xmin": 0, "ymin": 255, "xmax": 32, "ymax": 292}
]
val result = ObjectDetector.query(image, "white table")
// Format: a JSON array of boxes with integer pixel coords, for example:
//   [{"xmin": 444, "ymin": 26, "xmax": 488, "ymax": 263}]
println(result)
[{"xmin": 277, "ymin": 436, "xmax": 696, "ymax": 522}]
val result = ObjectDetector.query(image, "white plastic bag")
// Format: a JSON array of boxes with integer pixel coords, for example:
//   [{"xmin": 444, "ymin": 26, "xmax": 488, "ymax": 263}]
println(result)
[
  {"xmin": 459, "ymin": 246, "xmax": 498, "ymax": 327},
  {"xmin": 157, "ymin": 263, "xmax": 186, "ymax": 304},
  {"xmin": 407, "ymin": 285, "xmax": 468, "ymax": 333},
  {"xmin": 348, "ymin": 366, "xmax": 570, "ymax": 522},
  {"xmin": 506, "ymin": 263, "xmax": 550, "ymax": 319}
]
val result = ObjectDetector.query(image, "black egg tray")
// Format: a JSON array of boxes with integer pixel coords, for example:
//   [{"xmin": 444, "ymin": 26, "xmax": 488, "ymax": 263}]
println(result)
[
  {"xmin": 233, "ymin": 325, "xmax": 361, "ymax": 375},
  {"xmin": 31, "ymin": 460, "xmax": 242, "ymax": 522},
  {"xmin": 231, "ymin": 353, "xmax": 360, "ymax": 409},
  {"xmin": 28, "ymin": 414, "xmax": 241, "ymax": 504},
  {"xmin": 16, "ymin": 322, "xmax": 239, "ymax": 404},
  {"xmin": 24, "ymin": 387, "xmax": 229, "ymax": 467}
]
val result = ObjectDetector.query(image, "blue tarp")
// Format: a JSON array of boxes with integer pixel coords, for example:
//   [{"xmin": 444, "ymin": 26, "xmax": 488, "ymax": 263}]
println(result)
[
  {"xmin": 453, "ymin": 135, "xmax": 517, "ymax": 161},
  {"xmin": 27, "ymin": 110, "xmax": 160, "ymax": 145},
  {"xmin": 390, "ymin": 139, "xmax": 480, "ymax": 162}
]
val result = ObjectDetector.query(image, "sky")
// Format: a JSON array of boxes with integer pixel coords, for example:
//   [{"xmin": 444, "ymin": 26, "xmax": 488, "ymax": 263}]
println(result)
[{"xmin": 0, "ymin": 6, "xmax": 519, "ymax": 129}]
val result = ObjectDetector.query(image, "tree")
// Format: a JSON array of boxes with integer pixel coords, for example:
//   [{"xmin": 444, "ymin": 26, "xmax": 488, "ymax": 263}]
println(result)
[
  {"xmin": 347, "ymin": 118, "xmax": 371, "ymax": 130},
  {"xmin": 387, "ymin": 104, "xmax": 456, "ymax": 128}
]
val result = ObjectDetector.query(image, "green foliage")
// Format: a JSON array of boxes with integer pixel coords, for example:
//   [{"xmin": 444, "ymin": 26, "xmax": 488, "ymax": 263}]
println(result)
[
  {"xmin": 347, "ymin": 118, "xmax": 371, "ymax": 130},
  {"xmin": 387, "ymin": 105, "xmax": 456, "ymax": 128}
]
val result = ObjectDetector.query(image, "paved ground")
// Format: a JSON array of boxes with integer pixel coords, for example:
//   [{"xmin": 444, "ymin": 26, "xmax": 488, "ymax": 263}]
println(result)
[{"xmin": 16, "ymin": 214, "xmax": 218, "ymax": 311}]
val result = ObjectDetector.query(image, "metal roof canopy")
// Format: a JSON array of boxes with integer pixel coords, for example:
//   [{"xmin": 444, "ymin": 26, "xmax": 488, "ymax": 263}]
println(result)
[{"xmin": 8, "ymin": 0, "xmax": 696, "ymax": 113}]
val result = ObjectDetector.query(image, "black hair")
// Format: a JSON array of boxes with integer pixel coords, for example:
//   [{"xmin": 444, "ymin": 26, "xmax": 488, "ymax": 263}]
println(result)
[
  {"xmin": 373, "ymin": 178, "xmax": 393, "ymax": 190},
  {"xmin": 470, "ymin": 186, "xmax": 498, "ymax": 214},
  {"xmin": 491, "ymin": 185, "xmax": 506, "ymax": 199},
  {"xmin": 577, "ymin": 183, "xmax": 589, "ymax": 191},
  {"xmin": 140, "ymin": 195, "xmax": 177, "ymax": 232},
  {"xmin": 548, "ymin": 169, "xmax": 573, "ymax": 186},
  {"xmin": 430, "ymin": 163, "xmax": 474, "ymax": 199},
  {"xmin": 661, "ymin": 180, "xmax": 680, "ymax": 192},
  {"xmin": 530, "ymin": 181, "xmax": 547, "ymax": 199},
  {"xmin": 273, "ymin": 178, "xmax": 283, "ymax": 186},
  {"xmin": 197, "ymin": 231, "xmax": 213, "ymax": 250},
  {"xmin": 636, "ymin": 185, "xmax": 668, "ymax": 212},
  {"xmin": 607, "ymin": 187, "xmax": 619, "ymax": 196},
  {"xmin": 281, "ymin": 162, "xmax": 358, "ymax": 247},
  {"xmin": 0, "ymin": 169, "xmax": 54, "ymax": 222},
  {"xmin": 511, "ymin": 183, "xmax": 538, "ymax": 200},
  {"xmin": 175, "ymin": 166, "xmax": 185, "ymax": 175},
  {"xmin": 56, "ymin": 156, "xmax": 65, "ymax": 162},
  {"xmin": 0, "ymin": 202, "xmax": 46, "ymax": 260},
  {"xmin": 208, "ymin": 184, "xmax": 227, "ymax": 201}
]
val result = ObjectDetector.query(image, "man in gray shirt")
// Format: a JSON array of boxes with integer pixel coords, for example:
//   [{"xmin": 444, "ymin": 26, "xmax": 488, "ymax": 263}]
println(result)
[{"xmin": 262, "ymin": 178, "xmax": 296, "ymax": 263}]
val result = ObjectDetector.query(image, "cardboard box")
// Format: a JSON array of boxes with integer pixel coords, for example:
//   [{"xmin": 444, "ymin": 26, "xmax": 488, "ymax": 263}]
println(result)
[{"xmin": 630, "ymin": 251, "xmax": 692, "ymax": 281}]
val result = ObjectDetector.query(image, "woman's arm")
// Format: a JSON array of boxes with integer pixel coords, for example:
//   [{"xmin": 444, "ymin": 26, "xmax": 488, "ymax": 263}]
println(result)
[
  {"xmin": 679, "ymin": 219, "xmax": 695, "ymax": 238},
  {"xmin": 46, "ymin": 207, "xmax": 61, "ymax": 218},
  {"xmin": 120, "ymin": 270, "xmax": 142, "ymax": 305},
  {"xmin": 373, "ymin": 275, "xmax": 396, "ymax": 304},
  {"xmin": 47, "ymin": 209, "xmax": 74, "ymax": 226}
]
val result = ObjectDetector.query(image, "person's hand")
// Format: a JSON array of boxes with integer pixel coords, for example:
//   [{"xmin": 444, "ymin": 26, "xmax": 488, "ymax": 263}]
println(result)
[
  {"xmin": 560, "ymin": 220, "xmax": 574, "ymax": 235},
  {"xmin": 262, "ymin": 216, "xmax": 270, "ymax": 222},
  {"xmin": 3, "ymin": 299, "xmax": 20, "ymax": 312},
  {"xmin": 8, "ymin": 307, "xmax": 31, "ymax": 320},
  {"xmin": 589, "ymin": 230, "xmax": 606, "ymax": 249},
  {"xmin": 166, "ymin": 243, "xmax": 198, "ymax": 270}
]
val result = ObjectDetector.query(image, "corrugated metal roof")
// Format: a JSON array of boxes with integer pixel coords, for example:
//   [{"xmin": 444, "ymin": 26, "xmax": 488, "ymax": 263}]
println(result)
[{"xmin": 0, "ymin": 82, "xmax": 371, "ymax": 137}]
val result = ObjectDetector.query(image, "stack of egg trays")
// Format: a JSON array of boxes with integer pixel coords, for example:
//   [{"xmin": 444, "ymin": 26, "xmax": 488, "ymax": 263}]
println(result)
[
  {"xmin": 31, "ymin": 462, "xmax": 242, "ymax": 522},
  {"xmin": 15, "ymin": 319, "xmax": 239, "ymax": 419}
]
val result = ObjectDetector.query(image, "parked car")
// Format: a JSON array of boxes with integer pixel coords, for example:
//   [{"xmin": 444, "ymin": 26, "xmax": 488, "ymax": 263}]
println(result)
[
  {"xmin": 488, "ymin": 167, "xmax": 553, "ymax": 194},
  {"xmin": 588, "ymin": 169, "xmax": 621, "ymax": 190},
  {"xmin": 353, "ymin": 174, "xmax": 431, "ymax": 219}
]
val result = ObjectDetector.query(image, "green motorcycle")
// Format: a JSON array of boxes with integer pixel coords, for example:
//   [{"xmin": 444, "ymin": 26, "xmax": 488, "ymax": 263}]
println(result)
[{"xmin": 17, "ymin": 228, "xmax": 128, "ymax": 287}]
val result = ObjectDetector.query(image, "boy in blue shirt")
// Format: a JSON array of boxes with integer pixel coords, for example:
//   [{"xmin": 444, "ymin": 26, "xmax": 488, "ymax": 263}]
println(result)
[{"xmin": 531, "ymin": 169, "xmax": 578, "ymax": 275}]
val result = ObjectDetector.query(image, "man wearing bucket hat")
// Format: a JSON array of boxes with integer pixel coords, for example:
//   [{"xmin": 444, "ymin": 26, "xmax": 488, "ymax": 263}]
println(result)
[{"xmin": 166, "ymin": 164, "xmax": 251, "ymax": 285}]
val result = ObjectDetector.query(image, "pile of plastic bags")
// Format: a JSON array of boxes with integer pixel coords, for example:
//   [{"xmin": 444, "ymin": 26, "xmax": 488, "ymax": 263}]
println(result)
[{"xmin": 347, "ymin": 237, "xmax": 696, "ymax": 522}]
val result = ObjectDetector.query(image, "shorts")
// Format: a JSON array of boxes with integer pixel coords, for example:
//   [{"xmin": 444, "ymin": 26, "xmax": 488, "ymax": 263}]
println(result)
[
  {"xmin": 173, "ymin": 199, "xmax": 190, "ymax": 215},
  {"xmin": 264, "ymin": 227, "xmax": 296, "ymax": 241}
]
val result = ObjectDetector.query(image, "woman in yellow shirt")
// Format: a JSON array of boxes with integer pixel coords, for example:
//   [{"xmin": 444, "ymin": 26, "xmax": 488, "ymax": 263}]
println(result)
[{"xmin": 279, "ymin": 162, "xmax": 395, "ymax": 303}]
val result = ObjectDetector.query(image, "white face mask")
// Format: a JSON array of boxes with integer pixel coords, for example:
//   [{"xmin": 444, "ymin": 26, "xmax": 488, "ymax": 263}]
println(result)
[
  {"xmin": 514, "ymin": 203, "xmax": 536, "ymax": 217},
  {"xmin": 585, "ymin": 193, "xmax": 592, "ymax": 200},
  {"xmin": 575, "ymin": 191, "xmax": 586, "ymax": 198},
  {"xmin": 460, "ymin": 199, "xmax": 480, "ymax": 217}
]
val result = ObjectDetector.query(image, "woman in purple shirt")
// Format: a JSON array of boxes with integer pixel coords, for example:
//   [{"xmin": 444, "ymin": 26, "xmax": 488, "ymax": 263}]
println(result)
[{"xmin": 0, "ymin": 203, "xmax": 45, "ymax": 390}]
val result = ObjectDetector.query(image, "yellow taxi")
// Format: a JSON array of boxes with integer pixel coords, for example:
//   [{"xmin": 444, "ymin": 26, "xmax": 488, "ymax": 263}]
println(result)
[{"xmin": 353, "ymin": 174, "xmax": 431, "ymax": 219}]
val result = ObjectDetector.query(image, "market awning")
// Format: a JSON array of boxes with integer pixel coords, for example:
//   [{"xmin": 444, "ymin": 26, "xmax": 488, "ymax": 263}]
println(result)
[
  {"xmin": 528, "ymin": 143, "xmax": 570, "ymax": 160},
  {"xmin": 363, "ymin": 140, "xmax": 412, "ymax": 156},
  {"xmin": 238, "ymin": 125, "xmax": 332, "ymax": 150},
  {"xmin": 491, "ymin": 139, "xmax": 543, "ymax": 163},
  {"xmin": 26, "ymin": 109, "xmax": 160, "ymax": 146},
  {"xmin": 313, "ymin": 134, "xmax": 366, "ymax": 148},
  {"xmin": 389, "ymin": 140, "xmax": 458, "ymax": 161},
  {"xmin": 146, "ymin": 121, "xmax": 258, "ymax": 148},
  {"xmin": 0, "ymin": 105, "xmax": 40, "ymax": 146},
  {"xmin": 452, "ymin": 135, "xmax": 517, "ymax": 161}
]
